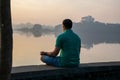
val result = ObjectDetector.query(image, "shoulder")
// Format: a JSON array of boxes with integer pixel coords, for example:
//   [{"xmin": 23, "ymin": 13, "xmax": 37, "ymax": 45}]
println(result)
[
  {"xmin": 73, "ymin": 32, "xmax": 81, "ymax": 41},
  {"xmin": 57, "ymin": 32, "xmax": 65, "ymax": 39}
]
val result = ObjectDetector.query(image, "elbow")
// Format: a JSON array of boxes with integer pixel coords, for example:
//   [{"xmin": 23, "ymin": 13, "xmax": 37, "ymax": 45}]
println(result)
[
  {"xmin": 51, "ymin": 53, "xmax": 57, "ymax": 57},
  {"xmin": 51, "ymin": 52, "xmax": 58, "ymax": 57}
]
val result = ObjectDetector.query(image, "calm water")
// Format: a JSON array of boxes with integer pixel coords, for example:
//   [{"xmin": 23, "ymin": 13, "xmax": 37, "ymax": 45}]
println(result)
[{"xmin": 13, "ymin": 33, "xmax": 120, "ymax": 67}]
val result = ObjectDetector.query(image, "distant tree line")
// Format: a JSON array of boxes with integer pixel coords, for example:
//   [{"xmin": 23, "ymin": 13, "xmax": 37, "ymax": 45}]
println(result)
[
  {"xmin": 55, "ymin": 16, "xmax": 120, "ymax": 48},
  {"xmin": 14, "ymin": 16, "xmax": 120, "ymax": 48},
  {"xmin": 15, "ymin": 24, "xmax": 54, "ymax": 37}
]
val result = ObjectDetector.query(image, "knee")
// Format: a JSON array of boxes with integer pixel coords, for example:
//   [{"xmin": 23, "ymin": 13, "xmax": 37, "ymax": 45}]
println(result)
[{"xmin": 40, "ymin": 55, "xmax": 44, "ymax": 62}]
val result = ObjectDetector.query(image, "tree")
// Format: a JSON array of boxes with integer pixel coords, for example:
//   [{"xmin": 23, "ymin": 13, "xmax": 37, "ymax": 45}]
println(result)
[
  {"xmin": 0, "ymin": 0, "xmax": 13, "ymax": 80},
  {"xmin": 81, "ymin": 16, "xmax": 95, "ymax": 23},
  {"xmin": 0, "ymin": 0, "xmax": 1, "ymax": 47}
]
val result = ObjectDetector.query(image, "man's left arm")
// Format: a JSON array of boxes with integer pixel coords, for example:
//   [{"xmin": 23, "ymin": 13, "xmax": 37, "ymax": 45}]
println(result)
[{"xmin": 40, "ymin": 47, "xmax": 60, "ymax": 57}]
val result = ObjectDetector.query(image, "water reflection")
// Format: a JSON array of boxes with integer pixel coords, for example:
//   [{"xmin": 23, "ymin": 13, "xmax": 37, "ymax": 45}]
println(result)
[
  {"xmin": 14, "ymin": 24, "xmax": 54, "ymax": 37},
  {"xmin": 13, "ymin": 16, "xmax": 120, "ymax": 49},
  {"xmin": 13, "ymin": 33, "xmax": 120, "ymax": 67}
]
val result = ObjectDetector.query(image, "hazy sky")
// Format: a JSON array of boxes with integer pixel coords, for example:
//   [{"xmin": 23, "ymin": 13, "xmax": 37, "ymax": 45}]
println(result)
[{"xmin": 11, "ymin": 0, "xmax": 120, "ymax": 26}]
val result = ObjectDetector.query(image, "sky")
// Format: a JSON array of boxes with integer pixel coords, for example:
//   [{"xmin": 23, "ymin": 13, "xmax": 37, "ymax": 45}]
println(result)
[{"xmin": 11, "ymin": 0, "xmax": 120, "ymax": 26}]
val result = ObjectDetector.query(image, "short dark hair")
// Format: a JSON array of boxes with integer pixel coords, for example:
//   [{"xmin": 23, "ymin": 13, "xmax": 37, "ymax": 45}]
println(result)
[{"xmin": 63, "ymin": 19, "xmax": 72, "ymax": 29}]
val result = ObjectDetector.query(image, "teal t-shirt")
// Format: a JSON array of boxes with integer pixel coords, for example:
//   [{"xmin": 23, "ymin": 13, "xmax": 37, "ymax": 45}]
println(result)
[{"xmin": 55, "ymin": 29, "xmax": 81, "ymax": 67}]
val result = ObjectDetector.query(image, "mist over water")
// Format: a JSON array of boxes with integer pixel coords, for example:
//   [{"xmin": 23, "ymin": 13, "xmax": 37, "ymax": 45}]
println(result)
[
  {"xmin": 11, "ymin": 0, "xmax": 120, "ymax": 67},
  {"xmin": 13, "ymin": 16, "xmax": 120, "ymax": 67},
  {"xmin": 13, "ymin": 16, "xmax": 120, "ymax": 49}
]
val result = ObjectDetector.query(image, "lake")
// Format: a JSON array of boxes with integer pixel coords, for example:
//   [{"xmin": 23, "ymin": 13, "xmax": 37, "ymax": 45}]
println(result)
[{"xmin": 13, "ymin": 32, "xmax": 120, "ymax": 67}]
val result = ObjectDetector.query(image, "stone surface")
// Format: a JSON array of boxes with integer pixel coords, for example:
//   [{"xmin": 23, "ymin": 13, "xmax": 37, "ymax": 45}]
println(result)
[{"xmin": 11, "ymin": 62, "xmax": 120, "ymax": 80}]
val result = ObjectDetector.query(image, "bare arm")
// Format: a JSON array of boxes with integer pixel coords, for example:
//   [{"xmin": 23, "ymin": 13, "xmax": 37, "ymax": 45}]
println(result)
[{"xmin": 40, "ymin": 47, "xmax": 60, "ymax": 57}]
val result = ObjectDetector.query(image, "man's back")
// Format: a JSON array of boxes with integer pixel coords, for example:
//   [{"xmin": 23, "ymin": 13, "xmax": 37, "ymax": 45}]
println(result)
[
  {"xmin": 56, "ymin": 29, "xmax": 81, "ymax": 67},
  {"xmin": 41, "ymin": 19, "xmax": 81, "ymax": 67}
]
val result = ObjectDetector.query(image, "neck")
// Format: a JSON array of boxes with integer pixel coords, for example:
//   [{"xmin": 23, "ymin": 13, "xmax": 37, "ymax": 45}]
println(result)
[{"xmin": 63, "ymin": 29, "xmax": 71, "ymax": 32}]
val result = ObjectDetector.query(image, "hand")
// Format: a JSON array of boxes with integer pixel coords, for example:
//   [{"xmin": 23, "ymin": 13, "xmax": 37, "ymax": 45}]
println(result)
[{"xmin": 40, "ymin": 51, "xmax": 47, "ymax": 55}]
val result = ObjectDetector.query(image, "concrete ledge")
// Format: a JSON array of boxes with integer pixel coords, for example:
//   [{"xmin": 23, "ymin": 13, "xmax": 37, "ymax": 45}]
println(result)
[{"xmin": 11, "ymin": 62, "xmax": 120, "ymax": 80}]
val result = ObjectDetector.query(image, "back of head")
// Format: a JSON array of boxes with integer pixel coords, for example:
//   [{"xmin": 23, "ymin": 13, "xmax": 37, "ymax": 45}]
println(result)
[{"xmin": 63, "ymin": 19, "xmax": 72, "ymax": 29}]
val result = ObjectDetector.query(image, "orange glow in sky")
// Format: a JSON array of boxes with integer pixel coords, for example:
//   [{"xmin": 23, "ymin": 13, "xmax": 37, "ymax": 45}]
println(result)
[{"xmin": 11, "ymin": 0, "xmax": 120, "ymax": 26}]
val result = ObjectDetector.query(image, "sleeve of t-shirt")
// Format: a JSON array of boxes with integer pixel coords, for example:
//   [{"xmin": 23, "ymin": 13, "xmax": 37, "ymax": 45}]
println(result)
[{"xmin": 55, "ymin": 35, "xmax": 62, "ymax": 48}]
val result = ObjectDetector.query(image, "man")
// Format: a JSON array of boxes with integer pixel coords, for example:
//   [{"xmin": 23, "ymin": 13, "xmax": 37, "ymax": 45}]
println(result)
[{"xmin": 40, "ymin": 19, "xmax": 81, "ymax": 67}]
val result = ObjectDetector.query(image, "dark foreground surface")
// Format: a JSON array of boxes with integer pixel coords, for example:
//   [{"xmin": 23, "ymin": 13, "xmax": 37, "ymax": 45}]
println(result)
[{"xmin": 11, "ymin": 62, "xmax": 120, "ymax": 80}]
